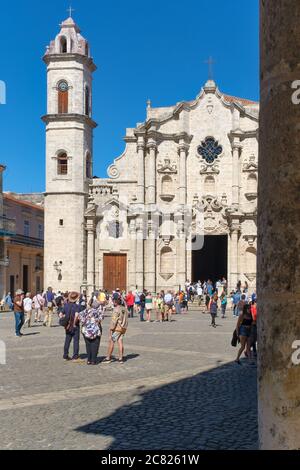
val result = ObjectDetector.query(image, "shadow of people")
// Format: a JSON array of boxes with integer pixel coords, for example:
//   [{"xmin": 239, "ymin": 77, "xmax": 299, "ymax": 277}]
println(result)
[{"xmin": 76, "ymin": 360, "xmax": 258, "ymax": 450}]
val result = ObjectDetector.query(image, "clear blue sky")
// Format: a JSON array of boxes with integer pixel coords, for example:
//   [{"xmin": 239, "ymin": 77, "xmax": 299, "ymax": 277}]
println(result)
[{"xmin": 0, "ymin": 0, "xmax": 259, "ymax": 193}]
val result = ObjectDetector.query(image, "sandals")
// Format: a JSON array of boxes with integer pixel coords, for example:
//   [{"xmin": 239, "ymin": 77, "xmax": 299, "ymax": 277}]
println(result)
[{"xmin": 102, "ymin": 358, "xmax": 112, "ymax": 364}]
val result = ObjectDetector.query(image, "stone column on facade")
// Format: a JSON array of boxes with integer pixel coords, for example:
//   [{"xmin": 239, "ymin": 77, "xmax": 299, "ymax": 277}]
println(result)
[
  {"xmin": 258, "ymin": 0, "xmax": 300, "ymax": 450},
  {"xmin": 128, "ymin": 219, "xmax": 137, "ymax": 290},
  {"xmin": 145, "ymin": 220, "xmax": 156, "ymax": 293},
  {"xmin": 135, "ymin": 218, "xmax": 144, "ymax": 291},
  {"xmin": 86, "ymin": 219, "xmax": 95, "ymax": 297},
  {"xmin": 176, "ymin": 216, "xmax": 186, "ymax": 290},
  {"xmin": 231, "ymin": 137, "xmax": 242, "ymax": 211},
  {"xmin": 146, "ymin": 137, "xmax": 157, "ymax": 205},
  {"xmin": 178, "ymin": 140, "xmax": 189, "ymax": 205},
  {"xmin": 136, "ymin": 135, "xmax": 145, "ymax": 205},
  {"xmin": 229, "ymin": 222, "xmax": 240, "ymax": 292}
]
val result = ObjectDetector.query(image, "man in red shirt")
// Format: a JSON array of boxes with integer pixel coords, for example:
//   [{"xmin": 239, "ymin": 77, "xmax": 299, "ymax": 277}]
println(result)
[{"xmin": 125, "ymin": 290, "xmax": 135, "ymax": 318}]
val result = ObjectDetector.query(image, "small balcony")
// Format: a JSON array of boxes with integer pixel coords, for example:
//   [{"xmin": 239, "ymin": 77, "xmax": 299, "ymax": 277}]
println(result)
[
  {"xmin": 0, "ymin": 216, "xmax": 16, "ymax": 237},
  {"xmin": 8, "ymin": 234, "xmax": 44, "ymax": 249}
]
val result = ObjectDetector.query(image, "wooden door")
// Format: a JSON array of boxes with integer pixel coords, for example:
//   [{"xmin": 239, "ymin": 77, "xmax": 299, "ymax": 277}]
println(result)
[{"xmin": 103, "ymin": 254, "xmax": 127, "ymax": 292}]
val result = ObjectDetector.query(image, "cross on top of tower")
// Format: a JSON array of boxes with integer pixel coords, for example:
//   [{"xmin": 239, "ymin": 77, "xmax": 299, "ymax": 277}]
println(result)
[
  {"xmin": 204, "ymin": 56, "xmax": 215, "ymax": 81},
  {"xmin": 67, "ymin": 5, "xmax": 75, "ymax": 17}
]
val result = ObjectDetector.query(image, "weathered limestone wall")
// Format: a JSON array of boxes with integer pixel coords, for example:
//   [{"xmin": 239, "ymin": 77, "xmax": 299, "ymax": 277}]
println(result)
[{"xmin": 258, "ymin": 0, "xmax": 300, "ymax": 449}]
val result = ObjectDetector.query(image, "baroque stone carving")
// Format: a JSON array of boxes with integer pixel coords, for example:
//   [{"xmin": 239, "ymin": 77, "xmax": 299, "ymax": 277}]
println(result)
[
  {"xmin": 199, "ymin": 162, "xmax": 220, "ymax": 175},
  {"xmin": 243, "ymin": 154, "xmax": 258, "ymax": 172},
  {"xmin": 107, "ymin": 164, "xmax": 120, "ymax": 179},
  {"xmin": 201, "ymin": 195, "xmax": 224, "ymax": 213},
  {"xmin": 157, "ymin": 158, "xmax": 177, "ymax": 174}
]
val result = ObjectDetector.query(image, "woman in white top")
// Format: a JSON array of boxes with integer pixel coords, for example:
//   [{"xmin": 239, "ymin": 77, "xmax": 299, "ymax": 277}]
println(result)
[
  {"xmin": 23, "ymin": 293, "xmax": 33, "ymax": 328},
  {"xmin": 33, "ymin": 292, "xmax": 44, "ymax": 322}
]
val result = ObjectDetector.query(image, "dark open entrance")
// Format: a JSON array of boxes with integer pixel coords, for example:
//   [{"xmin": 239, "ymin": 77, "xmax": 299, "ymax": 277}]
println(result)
[
  {"xmin": 23, "ymin": 265, "xmax": 29, "ymax": 294},
  {"xmin": 192, "ymin": 235, "xmax": 228, "ymax": 283}
]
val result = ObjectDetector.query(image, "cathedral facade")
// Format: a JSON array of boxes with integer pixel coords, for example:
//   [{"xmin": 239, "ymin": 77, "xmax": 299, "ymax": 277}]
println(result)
[{"xmin": 43, "ymin": 17, "xmax": 259, "ymax": 295}]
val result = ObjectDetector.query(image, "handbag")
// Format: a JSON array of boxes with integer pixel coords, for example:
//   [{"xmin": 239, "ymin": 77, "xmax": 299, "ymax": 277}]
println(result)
[
  {"xmin": 59, "ymin": 315, "xmax": 69, "ymax": 328},
  {"xmin": 231, "ymin": 329, "xmax": 239, "ymax": 347},
  {"xmin": 114, "ymin": 325, "xmax": 127, "ymax": 335}
]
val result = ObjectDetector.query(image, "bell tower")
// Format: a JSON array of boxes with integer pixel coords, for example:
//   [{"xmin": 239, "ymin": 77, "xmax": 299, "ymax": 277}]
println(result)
[{"xmin": 42, "ymin": 16, "xmax": 97, "ymax": 291}]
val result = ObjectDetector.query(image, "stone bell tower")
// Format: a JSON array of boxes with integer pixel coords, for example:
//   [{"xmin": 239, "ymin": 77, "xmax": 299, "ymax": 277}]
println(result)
[{"xmin": 42, "ymin": 16, "xmax": 97, "ymax": 292}]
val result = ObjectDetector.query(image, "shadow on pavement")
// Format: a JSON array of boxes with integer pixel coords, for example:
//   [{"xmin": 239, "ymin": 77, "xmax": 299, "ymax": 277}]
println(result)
[
  {"xmin": 77, "ymin": 353, "xmax": 140, "ymax": 364},
  {"xmin": 22, "ymin": 332, "xmax": 41, "ymax": 336},
  {"xmin": 76, "ymin": 360, "xmax": 258, "ymax": 450}
]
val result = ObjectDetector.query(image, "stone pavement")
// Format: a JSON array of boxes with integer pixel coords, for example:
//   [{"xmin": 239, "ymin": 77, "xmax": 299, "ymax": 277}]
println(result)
[{"xmin": 0, "ymin": 305, "xmax": 258, "ymax": 450}]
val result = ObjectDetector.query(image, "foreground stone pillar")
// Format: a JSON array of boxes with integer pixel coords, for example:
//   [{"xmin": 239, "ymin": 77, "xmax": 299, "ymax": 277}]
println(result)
[{"xmin": 258, "ymin": 0, "xmax": 300, "ymax": 449}]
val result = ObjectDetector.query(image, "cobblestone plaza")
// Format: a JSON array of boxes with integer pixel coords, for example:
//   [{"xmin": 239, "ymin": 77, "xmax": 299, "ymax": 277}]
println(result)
[{"xmin": 0, "ymin": 307, "xmax": 258, "ymax": 450}]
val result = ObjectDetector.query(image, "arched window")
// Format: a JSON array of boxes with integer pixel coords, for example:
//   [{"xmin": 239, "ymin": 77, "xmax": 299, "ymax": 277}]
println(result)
[
  {"xmin": 161, "ymin": 175, "xmax": 173, "ymax": 195},
  {"xmin": 57, "ymin": 153, "xmax": 68, "ymax": 175},
  {"xmin": 85, "ymin": 86, "xmax": 90, "ymax": 116},
  {"xmin": 204, "ymin": 176, "xmax": 216, "ymax": 194},
  {"xmin": 60, "ymin": 36, "xmax": 67, "ymax": 53},
  {"xmin": 247, "ymin": 173, "xmax": 257, "ymax": 193},
  {"xmin": 58, "ymin": 81, "xmax": 69, "ymax": 114},
  {"xmin": 85, "ymin": 43, "xmax": 89, "ymax": 56},
  {"xmin": 86, "ymin": 153, "xmax": 92, "ymax": 178}
]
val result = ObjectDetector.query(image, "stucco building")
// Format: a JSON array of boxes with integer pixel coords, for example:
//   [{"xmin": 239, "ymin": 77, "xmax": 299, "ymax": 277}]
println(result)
[
  {"xmin": 43, "ymin": 16, "xmax": 259, "ymax": 295},
  {"xmin": 3, "ymin": 193, "xmax": 44, "ymax": 295},
  {"xmin": 0, "ymin": 166, "xmax": 16, "ymax": 299}
]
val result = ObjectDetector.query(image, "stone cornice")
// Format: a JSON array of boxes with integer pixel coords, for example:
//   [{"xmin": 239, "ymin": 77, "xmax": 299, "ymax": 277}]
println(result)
[
  {"xmin": 42, "ymin": 113, "xmax": 98, "ymax": 129},
  {"xmin": 44, "ymin": 191, "xmax": 88, "ymax": 197},
  {"xmin": 228, "ymin": 129, "xmax": 258, "ymax": 143},
  {"xmin": 43, "ymin": 53, "xmax": 97, "ymax": 73}
]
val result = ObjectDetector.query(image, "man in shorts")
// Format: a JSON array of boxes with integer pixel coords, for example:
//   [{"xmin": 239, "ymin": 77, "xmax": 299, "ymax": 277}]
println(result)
[{"xmin": 103, "ymin": 297, "xmax": 128, "ymax": 364}]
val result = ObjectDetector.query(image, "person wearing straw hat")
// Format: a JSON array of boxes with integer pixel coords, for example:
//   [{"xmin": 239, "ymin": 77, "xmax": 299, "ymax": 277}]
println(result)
[
  {"xmin": 59, "ymin": 291, "xmax": 81, "ymax": 361},
  {"xmin": 13, "ymin": 289, "xmax": 25, "ymax": 337}
]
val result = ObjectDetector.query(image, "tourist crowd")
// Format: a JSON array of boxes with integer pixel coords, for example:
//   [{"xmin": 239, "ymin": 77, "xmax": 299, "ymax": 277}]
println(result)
[{"xmin": 2, "ymin": 276, "xmax": 257, "ymax": 366}]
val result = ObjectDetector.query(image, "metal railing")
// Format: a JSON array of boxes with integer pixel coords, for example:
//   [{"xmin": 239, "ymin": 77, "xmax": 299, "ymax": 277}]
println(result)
[
  {"xmin": 8, "ymin": 234, "xmax": 44, "ymax": 248},
  {"xmin": 0, "ymin": 216, "xmax": 16, "ymax": 237}
]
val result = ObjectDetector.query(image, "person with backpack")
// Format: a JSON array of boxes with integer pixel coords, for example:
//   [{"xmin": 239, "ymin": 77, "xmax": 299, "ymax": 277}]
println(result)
[
  {"xmin": 43, "ymin": 287, "xmax": 57, "ymax": 327},
  {"xmin": 102, "ymin": 297, "xmax": 128, "ymax": 364},
  {"xmin": 79, "ymin": 299, "xmax": 104, "ymax": 365},
  {"xmin": 59, "ymin": 292, "xmax": 81, "ymax": 362}
]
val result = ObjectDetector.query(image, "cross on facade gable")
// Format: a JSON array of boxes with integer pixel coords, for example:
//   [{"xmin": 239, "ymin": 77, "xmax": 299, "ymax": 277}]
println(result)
[
  {"xmin": 67, "ymin": 5, "xmax": 75, "ymax": 17},
  {"xmin": 204, "ymin": 56, "xmax": 215, "ymax": 80}
]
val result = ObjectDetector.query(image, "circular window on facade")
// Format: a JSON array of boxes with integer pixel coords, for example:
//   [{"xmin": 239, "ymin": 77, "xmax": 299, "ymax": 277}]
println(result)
[
  {"xmin": 58, "ymin": 81, "xmax": 68, "ymax": 92},
  {"xmin": 197, "ymin": 137, "xmax": 223, "ymax": 164}
]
